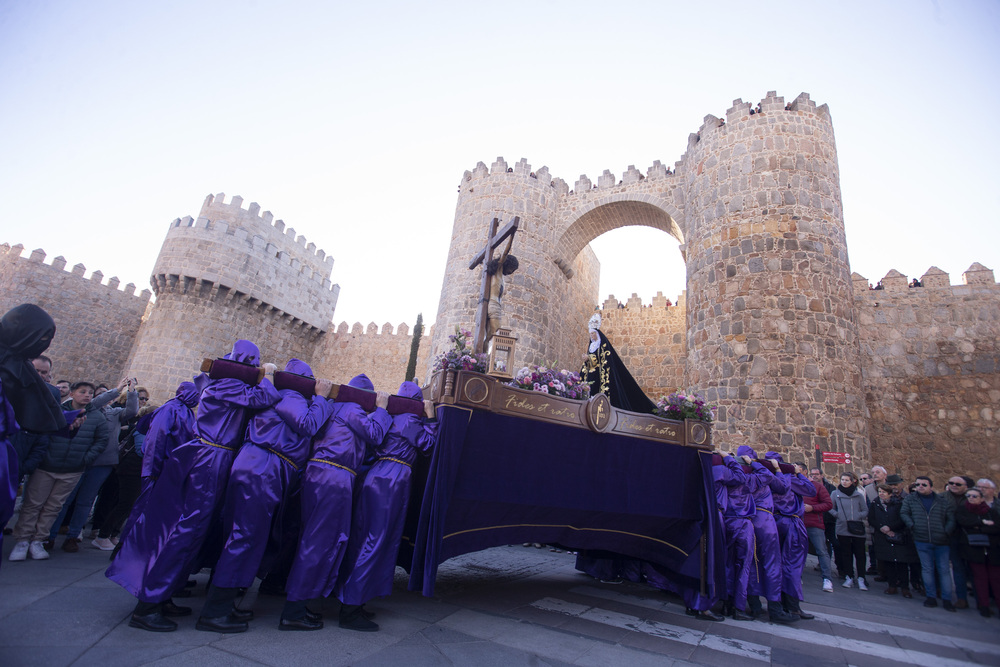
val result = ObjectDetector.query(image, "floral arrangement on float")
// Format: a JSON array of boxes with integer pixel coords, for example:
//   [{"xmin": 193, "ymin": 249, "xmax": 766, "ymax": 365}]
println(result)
[
  {"xmin": 654, "ymin": 392, "xmax": 715, "ymax": 423},
  {"xmin": 432, "ymin": 327, "xmax": 490, "ymax": 373},
  {"xmin": 508, "ymin": 365, "xmax": 590, "ymax": 401}
]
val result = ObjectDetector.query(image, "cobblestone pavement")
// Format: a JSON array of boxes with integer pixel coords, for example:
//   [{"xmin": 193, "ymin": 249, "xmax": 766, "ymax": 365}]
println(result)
[{"xmin": 2, "ymin": 539, "xmax": 998, "ymax": 666}]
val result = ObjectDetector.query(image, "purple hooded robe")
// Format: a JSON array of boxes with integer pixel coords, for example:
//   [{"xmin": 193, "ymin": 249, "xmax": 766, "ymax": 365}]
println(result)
[
  {"xmin": 737, "ymin": 444, "xmax": 788, "ymax": 602},
  {"xmin": 284, "ymin": 373, "xmax": 392, "ymax": 603},
  {"xmin": 212, "ymin": 359, "xmax": 332, "ymax": 588},
  {"xmin": 107, "ymin": 340, "xmax": 279, "ymax": 603},
  {"xmin": 715, "ymin": 454, "xmax": 754, "ymax": 610},
  {"xmin": 765, "ymin": 451, "xmax": 815, "ymax": 600},
  {"xmin": 336, "ymin": 381, "xmax": 438, "ymax": 605},
  {"xmin": 115, "ymin": 381, "xmax": 200, "ymax": 546}
]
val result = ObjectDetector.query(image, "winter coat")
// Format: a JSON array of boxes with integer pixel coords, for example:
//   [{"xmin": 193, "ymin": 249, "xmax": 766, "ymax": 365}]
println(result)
[
  {"xmin": 868, "ymin": 496, "xmax": 918, "ymax": 563},
  {"xmin": 89, "ymin": 388, "xmax": 138, "ymax": 467},
  {"xmin": 900, "ymin": 491, "xmax": 955, "ymax": 545},
  {"xmin": 803, "ymin": 480, "xmax": 832, "ymax": 531},
  {"xmin": 37, "ymin": 400, "xmax": 109, "ymax": 474},
  {"xmin": 829, "ymin": 486, "xmax": 868, "ymax": 538},
  {"xmin": 955, "ymin": 503, "xmax": 1000, "ymax": 565}
]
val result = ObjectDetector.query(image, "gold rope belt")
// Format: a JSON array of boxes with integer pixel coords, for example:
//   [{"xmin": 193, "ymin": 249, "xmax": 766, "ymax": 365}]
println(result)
[
  {"xmin": 199, "ymin": 437, "xmax": 235, "ymax": 452},
  {"xmin": 377, "ymin": 456, "xmax": 411, "ymax": 468},
  {"xmin": 308, "ymin": 458, "xmax": 356, "ymax": 476},
  {"xmin": 757, "ymin": 508, "xmax": 773, "ymax": 515},
  {"xmin": 267, "ymin": 448, "xmax": 299, "ymax": 471}
]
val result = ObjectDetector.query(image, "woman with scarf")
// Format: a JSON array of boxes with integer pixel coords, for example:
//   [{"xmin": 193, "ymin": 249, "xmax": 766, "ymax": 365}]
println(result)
[
  {"xmin": 829, "ymin": 471, "xmax": 869, "ymax": 590},
  {"xmin": 868, "ymin": 483, "xmax": 917, "ymax": 597},
  {"xmin": 0, "ymin": 305, "xmax": 70, "ymax": 562},
  {"xmin": 955, "ymin": 486, "xmax": 1000, "ymax": 617}
]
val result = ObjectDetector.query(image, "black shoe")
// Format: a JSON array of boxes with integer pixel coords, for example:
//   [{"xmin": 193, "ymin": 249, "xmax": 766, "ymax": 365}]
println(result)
[
  {"xmin": 732, "ymin": 609, "xmax": 754, "ymax": 621},
  {"xmin": 339, "ymin": 614, "xmax": 379, "ymax": 632},
  {"xmin": 942, "ymin": 601, "xmax": 956, "ymax": 612},
  {"xmin": 767, "ymin": 602, "xmax": 799, "ymax": 624},
  {"xmin": 162, "ymin": 601, "xmax": 192, "ymax": 617},
  {"xmin": 796, "ymin": 609, "xmax": 816, "ymax": 620},
  {"xmin": 923, "ymin": 597, "xmax": 938, "ymax": 608},
  {"xmin": 305, "ymin": 608, "xmax": 323, "ymax": 622},
  {"xmin": 359, "ymin": 606, "xmax": 376, "ymax": 620},
  {"xmin": 196, "ymin": 614, "xmax": 249, "ymax": 633},
  {"xmin": 230, "ymin": 607, "xmax": 254, "ymax": 622},
  {"xmin": 129, "ymin": 612, "xmax": 177, "ymax": 632},
  {"xmin": 685, "ymin": 608, "xmax": 724, "ymax": 622},
  {"xmin": 184, "ymin": 579, "xmax": 197, "ymax": 588},
  {"xmin": 280, "ymin": 617, "xmax": 324, "ymax": 631}
]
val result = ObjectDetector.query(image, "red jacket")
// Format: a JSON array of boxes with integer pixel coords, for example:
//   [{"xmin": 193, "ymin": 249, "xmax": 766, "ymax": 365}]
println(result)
[{"xmin": 803, "ymin": 479, "xmax": 833, "ymax": 530}]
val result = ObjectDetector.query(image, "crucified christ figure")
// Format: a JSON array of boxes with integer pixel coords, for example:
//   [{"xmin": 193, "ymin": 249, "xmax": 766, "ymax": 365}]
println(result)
[{"xmin": 468, "ymin": 217, "xmax": 519, "ymax": 354}]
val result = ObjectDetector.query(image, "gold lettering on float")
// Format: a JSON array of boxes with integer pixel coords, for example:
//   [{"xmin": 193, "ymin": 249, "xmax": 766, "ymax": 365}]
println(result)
[{"xmin": 505, "ymin": 395, "xmax": 536, "ymax": 411}]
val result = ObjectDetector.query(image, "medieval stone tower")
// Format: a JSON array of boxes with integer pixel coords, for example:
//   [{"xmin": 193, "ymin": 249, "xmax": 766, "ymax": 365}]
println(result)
[
  {"xmin": 433, "ymin": 91, "xmax": 871, "ymax": 465},
  {"xmin": 126, "ymin": 193, "xmax": 340, "ymax": 396}
]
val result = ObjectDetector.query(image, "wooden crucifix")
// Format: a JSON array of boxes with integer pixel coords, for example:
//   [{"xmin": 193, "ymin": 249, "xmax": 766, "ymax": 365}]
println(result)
[{"xmin": 468, "ymin": 216, "xmax": 519, "ymax": 355}]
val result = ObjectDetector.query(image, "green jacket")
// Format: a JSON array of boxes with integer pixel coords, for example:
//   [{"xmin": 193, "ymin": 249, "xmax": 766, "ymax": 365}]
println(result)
[{"xmin": 901, "ymin": 491, "xmax": 955, "ymax": 545}]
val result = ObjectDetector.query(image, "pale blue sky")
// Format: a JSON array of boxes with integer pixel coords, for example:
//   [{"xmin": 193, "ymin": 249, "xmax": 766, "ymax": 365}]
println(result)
[{"xmin": 1, "ymin": 1, "xmax": 997, "ymax": 329}]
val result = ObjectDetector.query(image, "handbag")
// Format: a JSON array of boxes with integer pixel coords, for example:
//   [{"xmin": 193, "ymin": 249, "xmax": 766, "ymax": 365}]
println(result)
[
  {"xmin": 966, "ymin": 532, "xmax": 991, "ymax": 547},
  {"xmin": 884, "ymin": 531, "xmax": 905, "ymax": 544},
  {"xmin": 838, "ymin": 495, "xmax": 866, "ymax": 536}
]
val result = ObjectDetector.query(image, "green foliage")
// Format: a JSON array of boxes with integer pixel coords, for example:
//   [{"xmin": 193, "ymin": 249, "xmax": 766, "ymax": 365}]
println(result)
[{"xmin": 405, "ymin": 313, "xmax": 423, "ymax": 382}]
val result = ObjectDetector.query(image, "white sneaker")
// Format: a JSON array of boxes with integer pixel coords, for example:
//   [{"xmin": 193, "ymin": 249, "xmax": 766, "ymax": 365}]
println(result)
[
  {"xmin": 110, "ymin": 536, "xmax": 120, "ymax": 546},
  {"xmin": 28, "ymin": 541, "xmax": 50, "ymax": 560},
  {"xmin": 92, "ymin": 537, "xmax": 115, "ymax": 551},
  {"xmin": 842, "ymin": 576, "xmax": 854, "ymax": 588},
  {"xmin": 822, "ymin": 578, "xmax": 833, "ymax": 592},
  {"xmin": 8, "ymin": 541, "xmax": 29, "ymax": 561},
  {"xmin": 858, "ymin": 578, "xmax": 868, "ymax": 591}
]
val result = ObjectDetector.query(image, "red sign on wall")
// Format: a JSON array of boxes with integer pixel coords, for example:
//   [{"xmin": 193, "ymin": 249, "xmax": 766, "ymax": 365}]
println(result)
[{"xmin": 821, "ymin": 451, "xmax": 852, "ymax": 464}]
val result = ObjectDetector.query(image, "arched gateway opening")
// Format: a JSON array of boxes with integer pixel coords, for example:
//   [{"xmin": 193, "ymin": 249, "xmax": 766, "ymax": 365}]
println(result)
[{"xmin": 552, "ymin": 198, "xmax": 689, "ymax": 401}]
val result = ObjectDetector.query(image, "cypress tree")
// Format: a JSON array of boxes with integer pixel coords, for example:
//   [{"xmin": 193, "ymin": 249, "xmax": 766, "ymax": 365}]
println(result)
[{"xmin": 405, "ymin": 312, "xmax": 424, "ymax": 382}]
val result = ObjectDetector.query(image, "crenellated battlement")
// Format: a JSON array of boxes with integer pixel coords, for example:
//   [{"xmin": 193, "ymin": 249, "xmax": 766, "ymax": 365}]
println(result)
[
  {"xmin": 0, "ymin": 243, "xmax": 152, "ymax": 301},
  {"xmin": 852, "ymin": 263, "xmax": 998, "ymax": 297},
  {"xmin": 153, "ymin": 193, "xmax": 339, "ymax": 330}
]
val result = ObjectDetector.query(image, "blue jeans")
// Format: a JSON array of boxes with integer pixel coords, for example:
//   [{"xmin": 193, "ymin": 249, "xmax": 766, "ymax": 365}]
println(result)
[
  {"xmin": 49, "ymin": 465, "xmax": 113, "ymax": 540},
  {"xmin": 915, "ymin": 541, "xmax": 953, "ymax": 600},
  {"xmin": 807, "ymin": 526, "xmax": 833, "ymax": 580}
]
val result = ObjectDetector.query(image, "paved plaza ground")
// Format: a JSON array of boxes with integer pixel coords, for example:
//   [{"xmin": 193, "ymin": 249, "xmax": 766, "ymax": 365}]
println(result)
[{"xmin": 1, "ymin": 538, "xmax": 998, "ymax": 666}]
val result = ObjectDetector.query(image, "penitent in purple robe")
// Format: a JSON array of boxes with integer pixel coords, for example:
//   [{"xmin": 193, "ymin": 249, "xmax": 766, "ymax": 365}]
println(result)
[
  {"xmin": 713, "ymin": 455, "xmax": 747, "ymax": 606},
  {"xmin": 337, "ymin": 382, "xmax": 437, "ymax": 605},
  {"xmin": 285, "ymin": 374, "xmax": 391, "ymax": 603},
  {"xmin": 765, "ymin": 451, "xmax": 816, "ymax": 601},
  {"xmin": 720, "ymin": 455, "xmax": 756, "ymax": 613},
  {"xmin": 738, "ymin": 444, "xmax": 788, "ymax": 603},
  {"xmin": 116, "ymin": 381, "xmax": 200, "ymax": 546},
  {"xmin": 0, "ymin": 381, "xmax": 18, "ymax": 553},
  {"xmin": 107, "ymin": 341, "xmax": 278, "ymax": 603},
  {"xmin": 212, "ymin": 360, "xmax": 332, "ymax": 589}
]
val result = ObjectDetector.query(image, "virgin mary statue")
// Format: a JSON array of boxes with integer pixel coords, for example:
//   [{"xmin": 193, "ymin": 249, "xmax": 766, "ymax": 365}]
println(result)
[{"xmin": 580, "ymin": 313, "xmax": 656, "ymax": 414}]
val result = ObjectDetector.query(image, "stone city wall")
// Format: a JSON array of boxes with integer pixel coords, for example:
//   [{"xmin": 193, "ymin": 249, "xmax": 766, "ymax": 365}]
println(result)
[
  {"xmin": 597, "ymin": 291, "xmax": 687, "ymax": 401},
  {"xmin": 0, "ymin": 243, "xmax": 151, "ymax": 388},
  {"xmin": 854, "ymin": 263, "xmax": 1000, "ymax": 482},
  {"xmin": 314, "ymin": 321, "xmax": 434, "ymax": 394}
]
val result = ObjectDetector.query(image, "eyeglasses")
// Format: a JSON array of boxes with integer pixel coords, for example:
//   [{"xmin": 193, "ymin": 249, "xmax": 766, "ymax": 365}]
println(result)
[
  {"xmin": 915, "ymin": 482, "xmax": 930, "ymax": 487},
  {"xmin": 967, "ymin": 494, "xmax": 982, "ymax": 499},
  {"xmin": 947, "ymin": 481, "xmax": 966, "ymax": 487},
  {"xmin": 139, "ymin": 397, "xmax": 149, "ymax": 402}
]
